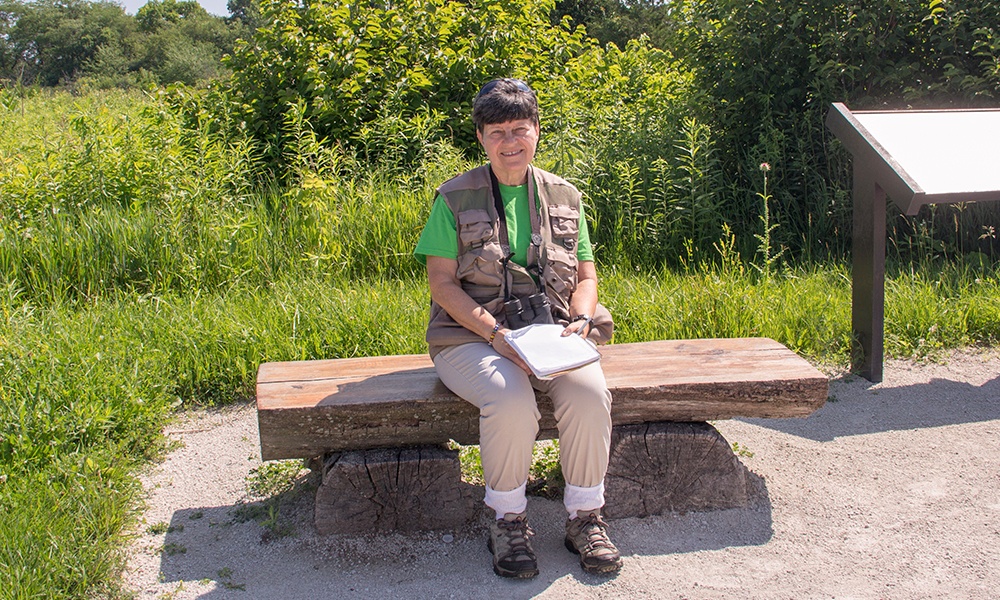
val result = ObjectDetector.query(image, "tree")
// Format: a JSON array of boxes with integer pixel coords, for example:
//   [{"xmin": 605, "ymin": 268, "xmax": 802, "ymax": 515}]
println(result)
[
  {"xmin": 1, "ymin": 2, "xmax": 17, "ymax": 78},
  {"xmin": 132, "ymin": 0, "xmax": 238, "ymax": 85},
  {"xmin": 226, "ymin": 0, "xmax": 259, "ymax": 30},
  {"xmin": 0, "ymin": 0, "xmax": 239, "ymax": 87},
  {"xmin": 553, "ymin": 0, "xmax": 680, "ymax": 51},
  {"xmin": 1, "ymin": 0, "xmax": 136, "ymax": 85},
  {"xmin": 136, "ymin": 0, "xmax": 208, "ymax": 31}
]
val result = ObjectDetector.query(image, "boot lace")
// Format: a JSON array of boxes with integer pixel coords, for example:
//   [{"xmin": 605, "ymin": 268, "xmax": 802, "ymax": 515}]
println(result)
[
  {"xmin": 497, "ymin": 518, "xmax": 535, "ymax": 558},
  {"xmin": 579, "ymin": 513, "xmax": 615, "ymax": 551}
]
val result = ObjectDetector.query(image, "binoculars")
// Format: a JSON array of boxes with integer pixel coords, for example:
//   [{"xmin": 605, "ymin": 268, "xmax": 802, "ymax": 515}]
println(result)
[{"xmin": 504, "ymin": 293, "xmax": 554, "ymax": 330}]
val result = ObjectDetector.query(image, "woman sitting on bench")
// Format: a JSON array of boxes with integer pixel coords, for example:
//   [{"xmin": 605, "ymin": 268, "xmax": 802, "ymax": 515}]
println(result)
[{"xmin": 414, "ymin": 78, "xmax": 621, "ymax": 579}]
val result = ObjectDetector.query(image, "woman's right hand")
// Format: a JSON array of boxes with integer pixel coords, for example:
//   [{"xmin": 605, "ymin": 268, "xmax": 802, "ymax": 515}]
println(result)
[{"xmin": 492, "ymin": 327, "xmax": 532, "ymax": 375}]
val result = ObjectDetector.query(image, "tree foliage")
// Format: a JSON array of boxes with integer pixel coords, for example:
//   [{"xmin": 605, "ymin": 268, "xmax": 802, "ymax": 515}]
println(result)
[
  {"xmin": 136, "ymin": 0, "xmax": 206, "ymax": 30},
  {"xmin": 224, "ymin": 0, "xmax": 594, "ymax": 165},
  {"xmin": 131, "ymin": 0, "xmax": 238, "ymax": 85},
  {"xmin": 0, "ymin": 0, "xmax": 241, "ymax": 86},
  {"xmin": 554, "ymin": 0, "xmax": 677, "ymax": 51},
  {"xmin": 553, "ymin": 0, "xmax": 1000, "ymax": 260},
  {"xmin": 226, "ymin": 0, "xmax": 260, "ymax": 30},
  {"xmin": 0, "ymin": 0, "xmax": 134, "ymax": 85}
]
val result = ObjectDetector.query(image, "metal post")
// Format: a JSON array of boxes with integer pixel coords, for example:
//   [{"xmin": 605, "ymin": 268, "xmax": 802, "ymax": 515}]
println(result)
[{"xmin": 851, "ymin": 167, "xmax": 887, "ymax": 382}]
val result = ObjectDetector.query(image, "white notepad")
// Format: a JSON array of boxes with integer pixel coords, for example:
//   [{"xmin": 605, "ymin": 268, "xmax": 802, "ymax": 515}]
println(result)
[{"xmin": 503, "ymin": 323, "xmax": 601, "ymax": 380}]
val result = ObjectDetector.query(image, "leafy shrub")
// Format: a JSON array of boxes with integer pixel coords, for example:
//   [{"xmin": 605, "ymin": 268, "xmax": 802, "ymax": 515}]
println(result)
[
  {"xmin": 224, "ymin": 0, "xmax": 593, "ymax": 168},
  {"xmin": 535, "ymin": 37, "xmax": 701, "ymax": 266}
]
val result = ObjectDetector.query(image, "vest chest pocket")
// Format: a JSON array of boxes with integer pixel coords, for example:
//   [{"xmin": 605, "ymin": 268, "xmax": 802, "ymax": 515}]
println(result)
[
  {"xmin": 542, "ymin": 243, "xmax": 577, "ymax": 297},
  {"xmin": 457, "ymin": 209, "xmax": 495, "ymax": 250},
  {"xmin": 546, "ymin": 204, "xmax": 579, "ymax": 238},
  {"xmin": 456, "ymin": 209, "xmax": 504, "ymax": 283}
]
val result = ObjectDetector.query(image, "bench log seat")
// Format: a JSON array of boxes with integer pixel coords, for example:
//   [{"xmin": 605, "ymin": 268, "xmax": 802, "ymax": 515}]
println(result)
[{"xmin": 255, "ymin": 337, "xmax": 828, "ymax": 534}]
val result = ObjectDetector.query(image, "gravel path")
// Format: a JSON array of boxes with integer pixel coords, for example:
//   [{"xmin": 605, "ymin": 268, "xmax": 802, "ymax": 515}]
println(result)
[{"xmin": 125, "ymin": 350, "xmax": 1000, "ymax": 599}]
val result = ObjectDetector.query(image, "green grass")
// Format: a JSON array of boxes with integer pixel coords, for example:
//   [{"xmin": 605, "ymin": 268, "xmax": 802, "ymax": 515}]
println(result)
[
  {"xmin": 0, "ymin": 277, "xmax": 430, "ymax": 597},
  {"xmin": 605, "ymin": 259, "xmax": 1000, "ymax": 364},
  {"xmin": 0, "ymin": 465, "xmax": 138, "ymax": 599},
  {"xmin": 3, "ymin": 89, "xmax": 1000, "ymax": 599},
  {"xmin": 4, "ymin": 252, "xmax": 1000, "ymax": 598},
  {"xmin": 602, "ymin": 262, "xmax": 853, "ymax": 361}
]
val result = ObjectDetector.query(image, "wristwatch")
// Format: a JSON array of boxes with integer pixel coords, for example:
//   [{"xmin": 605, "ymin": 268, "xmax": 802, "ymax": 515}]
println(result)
[{"xmin": 571, "ymin": 313, "xmax": 593, "ymax": 335}]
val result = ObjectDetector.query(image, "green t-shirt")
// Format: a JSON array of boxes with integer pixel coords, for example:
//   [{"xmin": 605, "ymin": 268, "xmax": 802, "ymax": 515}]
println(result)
[{"xmin": 414, "ymin": 182, "xmax": 594, "ymax": 266}]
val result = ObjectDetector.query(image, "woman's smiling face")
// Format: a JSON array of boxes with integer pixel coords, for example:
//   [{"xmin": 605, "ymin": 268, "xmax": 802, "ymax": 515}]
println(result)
[{"xmin": 477, "ymin": 118, "xmax": 539, "ymax": 186}]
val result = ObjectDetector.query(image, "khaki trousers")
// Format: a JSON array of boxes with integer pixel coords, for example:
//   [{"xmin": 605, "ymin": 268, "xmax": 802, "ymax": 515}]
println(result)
[{"xmin": 433, "ymin": 342, "xmax": 613, "ymax": 493}]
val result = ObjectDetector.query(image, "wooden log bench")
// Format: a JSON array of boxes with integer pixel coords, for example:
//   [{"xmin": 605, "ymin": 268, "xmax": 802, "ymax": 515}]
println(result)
[{"xmin": 255, "ymin": 338, "xmax": 828, "ymax": 535}]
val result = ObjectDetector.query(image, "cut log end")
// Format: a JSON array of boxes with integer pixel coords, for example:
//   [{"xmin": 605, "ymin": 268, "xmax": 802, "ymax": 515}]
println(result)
[
  {"xmin": 314, "ymin": 445, "xmax": 478, "ymax": 535},
  {"xmin": 604, "ymin": 422, "xmax": 750, "ymax": 518}
]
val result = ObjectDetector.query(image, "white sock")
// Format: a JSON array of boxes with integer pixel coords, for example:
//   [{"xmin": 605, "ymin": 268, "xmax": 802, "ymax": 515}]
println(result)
[
  {"xmin": 564, "ymin": 482, "xmax": 605, "ymax": 519},
  {"xmin": 484, "ymin": 481, "xmax": 528, "ymax": 520}
]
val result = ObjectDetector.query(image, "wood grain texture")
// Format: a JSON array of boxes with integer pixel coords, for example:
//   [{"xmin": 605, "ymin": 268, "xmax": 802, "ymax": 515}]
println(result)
[
  {"xmin": 257, "ymin": 338, "xmax": 828, "ymax": 460},
  {"xmin": 314, "ymin": 446, "xmax": 478, "ymax": 535},
  {"xmin": 604, "ymin": 422, "xmax": 749, "ymax": 518}
]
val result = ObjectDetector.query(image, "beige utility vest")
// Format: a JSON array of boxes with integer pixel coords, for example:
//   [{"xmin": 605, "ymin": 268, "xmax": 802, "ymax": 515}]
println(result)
[{"xmin": 425, "ymin": 164, "xmax": 610, "ymax": 358}]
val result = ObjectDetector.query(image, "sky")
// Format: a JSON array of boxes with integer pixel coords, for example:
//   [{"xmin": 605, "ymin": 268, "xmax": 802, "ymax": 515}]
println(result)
[{"xmin": 118, "ymin": 0, "xmax": 230, "ymax": 17}]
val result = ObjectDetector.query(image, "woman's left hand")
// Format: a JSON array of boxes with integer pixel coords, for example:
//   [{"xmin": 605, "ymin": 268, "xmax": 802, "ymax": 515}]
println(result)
[{"xmin": 561, "ymin": 317, "xmax": 592, "ymax": 338}]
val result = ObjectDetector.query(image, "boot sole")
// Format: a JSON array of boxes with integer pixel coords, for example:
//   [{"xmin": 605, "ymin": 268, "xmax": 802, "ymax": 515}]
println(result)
[{"xmin": 492, "ymin": 564, "xmax": 540, "ymax": 579}]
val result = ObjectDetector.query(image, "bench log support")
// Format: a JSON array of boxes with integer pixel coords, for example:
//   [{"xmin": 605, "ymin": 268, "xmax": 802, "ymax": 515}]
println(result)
[
  {"xmin": 313, "ymin": 421, "xmax": 750, "ymax": 532},
  {"xmin": 315, "ymin": 445, "xmax": 479, "ymax": 535},
  {"xmin": 605, "ymin": 422, "xmax": 749, "ymax": 518}
]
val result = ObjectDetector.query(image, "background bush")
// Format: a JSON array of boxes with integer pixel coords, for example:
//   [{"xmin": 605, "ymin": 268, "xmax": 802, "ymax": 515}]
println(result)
[
  {"xmin": 223, "ymin": 0, "xmax": 595, "ymax": 167},
  {"xmin": 222, "ymin": 0, "xmax": 709, "ymax": 267},
  {"xmin": 219, "ymin": 0, "xmax": 1000, "ymax": 269}
]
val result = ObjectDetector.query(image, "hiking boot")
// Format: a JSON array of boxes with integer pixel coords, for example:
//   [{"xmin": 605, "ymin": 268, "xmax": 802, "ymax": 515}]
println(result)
[
  {"xmin": 487, "ymin": 512, "xmax": 539, "ymax": 579},
  {"xmin": 564, "ymin": 509, "xmax": 622, "ymax": 574}
]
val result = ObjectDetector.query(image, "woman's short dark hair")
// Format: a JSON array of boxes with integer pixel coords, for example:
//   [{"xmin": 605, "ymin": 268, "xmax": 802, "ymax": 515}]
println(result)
[{"xmin": 472, "ymin": 78, "xmax": 539, "ymax": 132}]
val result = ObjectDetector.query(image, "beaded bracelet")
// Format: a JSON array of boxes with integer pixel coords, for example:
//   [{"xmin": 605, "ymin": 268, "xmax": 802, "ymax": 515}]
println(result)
[{"xmin": 487, "ymin": 323, "xmax": 501, "ymax": 346}]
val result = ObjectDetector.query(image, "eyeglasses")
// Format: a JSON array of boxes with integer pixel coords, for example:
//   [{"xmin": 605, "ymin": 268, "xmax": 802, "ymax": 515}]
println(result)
[{"xmin": 475, "ymin": 78, "xmax": 532, "ymax": 100}]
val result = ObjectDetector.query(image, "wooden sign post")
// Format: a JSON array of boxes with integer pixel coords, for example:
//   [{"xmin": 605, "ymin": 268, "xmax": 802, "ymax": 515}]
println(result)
[{"xmin": 826, "ymin": 103, "xmax": 1000, "ymax": 382}]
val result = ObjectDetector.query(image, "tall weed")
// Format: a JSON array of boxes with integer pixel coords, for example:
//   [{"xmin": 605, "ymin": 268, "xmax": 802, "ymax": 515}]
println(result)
[
  {"xmin": 538, "ymin": 38, "xmax": 699, "ymax": 268},
  {"xmin": 1, "ymin": 90, "xmax": 461, "ymax": 302},
  {"xmin": 667, "ymin": 117, "xmax": 723, "ymax": 255}
]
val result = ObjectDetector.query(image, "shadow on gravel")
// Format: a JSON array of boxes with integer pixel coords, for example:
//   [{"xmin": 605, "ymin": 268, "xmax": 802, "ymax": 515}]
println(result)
[
  {"xmin": 742, "ymin": 370, "xmax": 1000, "ymax": 442},
  {"xmin": 150, "ymin": 468, "xmax": 773, "ymax": 598},
  {"xmin": 613, "ymin": 467, "xmax": 774, "ymax": 557}
]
